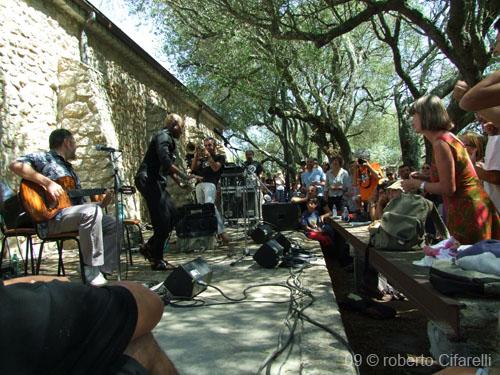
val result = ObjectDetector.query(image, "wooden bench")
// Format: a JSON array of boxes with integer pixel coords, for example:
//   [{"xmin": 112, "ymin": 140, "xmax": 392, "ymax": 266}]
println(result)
[{"xmin": 324, "ymin": 217, "xmax": 464, "ymax": 338}]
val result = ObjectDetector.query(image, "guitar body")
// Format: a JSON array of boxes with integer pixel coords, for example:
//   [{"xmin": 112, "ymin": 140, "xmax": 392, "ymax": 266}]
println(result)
[{"xmin": 19, "ymin": 176, "xmax": 75, "ymax": 222}]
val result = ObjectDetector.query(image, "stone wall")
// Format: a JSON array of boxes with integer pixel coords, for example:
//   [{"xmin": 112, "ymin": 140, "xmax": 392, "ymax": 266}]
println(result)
[{"xmin": 0, "ymin": 0, "xmax": 225, "ymax": 222}]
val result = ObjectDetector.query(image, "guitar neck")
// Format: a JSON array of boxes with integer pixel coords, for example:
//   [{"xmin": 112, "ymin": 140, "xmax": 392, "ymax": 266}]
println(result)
[{"xmin": 68, "ymin": 188, "xmax": 106, "ymax": 198}]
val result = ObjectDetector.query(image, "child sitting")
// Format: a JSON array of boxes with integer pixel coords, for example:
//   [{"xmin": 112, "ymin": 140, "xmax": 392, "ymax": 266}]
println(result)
[{"xmin": 300, "ymin": 197, "xmax": 334, "ymax": 249}]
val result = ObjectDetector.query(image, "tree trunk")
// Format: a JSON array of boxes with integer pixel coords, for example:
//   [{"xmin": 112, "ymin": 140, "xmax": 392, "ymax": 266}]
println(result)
[{"xmin": 395, "ymin": 93, "xmax": 421, "ymax": 168}]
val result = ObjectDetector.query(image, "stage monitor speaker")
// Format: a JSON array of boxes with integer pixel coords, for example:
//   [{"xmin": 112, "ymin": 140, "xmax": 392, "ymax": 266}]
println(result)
[
  {"xmin": 164, "ymin": 257, "xmax": 213, "ymax": 298},
  {"xmin": 262, "ymin": 203, "xmax": 300, "ymax": 231},
  {"xmin": 253, "ymin": 239, "xmax": 284, "ymax": 269},
  {"xmin": 248, "ymin": 223, "xmax": 274, "ymax": 244},
  {"xmin": 272, "ymin": 233, "xmax": 291, "ymax": 254},
  {"xmin": 178, "ymin": 203, "xmax": 215, "ymax": 217}
]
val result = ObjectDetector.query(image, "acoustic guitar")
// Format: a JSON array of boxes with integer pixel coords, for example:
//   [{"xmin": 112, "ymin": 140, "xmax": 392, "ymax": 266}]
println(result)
[{"xmin": 19, "ymin": 176, "xmax": 106, "ymax": 222}]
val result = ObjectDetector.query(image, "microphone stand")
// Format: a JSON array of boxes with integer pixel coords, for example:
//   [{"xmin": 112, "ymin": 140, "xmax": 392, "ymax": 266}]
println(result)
[{"xmin": 107, "ymin": 150, "xmax": 124, "ymax": 281}]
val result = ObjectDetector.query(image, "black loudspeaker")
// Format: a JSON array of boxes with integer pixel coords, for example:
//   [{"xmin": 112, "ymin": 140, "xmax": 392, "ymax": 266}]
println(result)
[
  {"xmin": 248, "ymin": 223, "xmax": 274, "ymax": 244},
  {"xmin": 178, "ymin": 203, "xmax": 215, "ymax": 217},
  {"xmin": 175, "ymin": 203, "xmax": 217, "ymax": 238},
  {"xmin": 272, "ymin": 233, "xmax": 291, "ymax": 254},
  {"xmin": 164, "ymin": 257, "xmax": 213, "ymax": 298},
  {"xmin": 253, "ymin": 239, "xmax": 284, "ymax": 268},
  {"xmin": 262, "ymin": 203, "xmax": 300, "ymax": 231}
]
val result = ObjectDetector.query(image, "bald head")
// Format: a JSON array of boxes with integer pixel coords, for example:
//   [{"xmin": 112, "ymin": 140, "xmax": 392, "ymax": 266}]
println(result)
[{"xmin": 165, "ymin": 113, "xmax": 184, "ymax": 139}]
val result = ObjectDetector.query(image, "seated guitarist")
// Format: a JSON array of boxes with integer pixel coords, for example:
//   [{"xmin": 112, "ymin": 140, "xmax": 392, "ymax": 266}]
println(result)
[{"xmin": 9, "ymin": 129, "xmax": 115, "ymax": 286}]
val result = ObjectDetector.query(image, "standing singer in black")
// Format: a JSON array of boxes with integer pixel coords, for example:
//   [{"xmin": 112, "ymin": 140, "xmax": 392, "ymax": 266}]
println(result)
[
  {"xmin": 135, "ymin": 113, "xmax": 187, "ymax": 271},
  {"xmin": 191, "ymin": 137, "xmax": 230, "ymax": 245},
  {"xmin": 243, "ymin": 149, "xmax": 264, "ymax": 179}
]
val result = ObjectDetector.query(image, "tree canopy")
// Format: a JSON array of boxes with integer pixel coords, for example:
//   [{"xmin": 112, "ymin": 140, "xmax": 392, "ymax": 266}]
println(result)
[{"xmin": 130, "ymin": 0, "xmax": 499, "ymax": 172}]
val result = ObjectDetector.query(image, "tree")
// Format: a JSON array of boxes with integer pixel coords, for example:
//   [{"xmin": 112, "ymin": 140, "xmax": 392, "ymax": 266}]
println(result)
[{"xmin": 131, "ymin": 0, "xmax": 400, "ymax": 165}]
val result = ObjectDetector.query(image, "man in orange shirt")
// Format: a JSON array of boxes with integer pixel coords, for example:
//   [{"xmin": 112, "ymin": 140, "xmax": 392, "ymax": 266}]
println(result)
[{"xmin": 354, "ymin": 152, "xmax": 383, "ymax": 212}]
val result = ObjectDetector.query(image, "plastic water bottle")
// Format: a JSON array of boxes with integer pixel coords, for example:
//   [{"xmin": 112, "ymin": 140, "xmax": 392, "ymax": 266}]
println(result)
[
  {"xmin": 342, "ymin": 206, "xmax": 350, "ymax": 222},
  {"xmin": 331, "ymin": 206, "xmax": 337, "ymax": 218},
  {"xmin": 11, "ymin": 254, "xmax": 20, "ymax": 276}
]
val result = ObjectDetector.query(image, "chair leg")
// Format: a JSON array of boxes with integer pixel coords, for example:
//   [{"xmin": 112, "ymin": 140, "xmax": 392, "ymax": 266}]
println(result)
[
  {"xmin": 36, "ymin": 241, "xmax": 45, "ymax": 275},
  {"xmin": 57, "ymin": 240, "xmax": 66, "ymax": 276},
  {"xmin": 29, "ymin": 237, "xmax": 35, "ymax": 275},
  {"xmin": 125, "ymin": 225, "xmax": 133, "ymax": 266},
  {"xmin": 24, "ymin": 236, "xmax": 30, "ymax": 276}
]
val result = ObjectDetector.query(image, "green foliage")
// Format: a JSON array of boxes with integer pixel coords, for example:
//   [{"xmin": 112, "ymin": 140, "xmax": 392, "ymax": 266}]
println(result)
[{"xmin": 127, "ymin": 0, "xmax": 498, "ymax": 169}]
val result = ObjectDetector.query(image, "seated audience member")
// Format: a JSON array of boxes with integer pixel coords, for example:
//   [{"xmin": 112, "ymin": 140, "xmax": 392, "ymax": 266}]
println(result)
[
  {"xmin": 292, "ymin": 184, "xmax": 331, "ymax": 216},
  {"xmin": 370, "ymin": 180, "xmax": 404, "ymax": 221},
  {"xmin": 459, "ymin": 132, "xmax": 486, "ymax": 164},
  {"xmin": 325, "ymin": 155, "xmax": 350, "ymax": 211},
  {"xmin": 397, "ymin": 164, "xmax": 411, "ymax": 180},
  {"xmin": 421, "ymin": 163, "xmax": 431, "ymax": 178},
  {"xmin": 475, "ymin": 115, "xmax": 500, "ymax": 212},
  {"xmin": 300, "ymin": 197, "xmax": 334, "ymax": 251},
  {"xmin": 386, "ymin": 171, "xmax": 395, "ymax": 181},
  {"xmin": 0, "ymin": 275, "xmax": 177, "ymax": 374},
  {"xmin": 401, "ymin": 95, "xmax": 499, "ymax": 243},
  {"xmin": 354, "ymin": 153, "xmax": 383, "ymax": 212},
  {"xmin": 453, "ymin": 19, "xmax": 500, "ymax": 123}
]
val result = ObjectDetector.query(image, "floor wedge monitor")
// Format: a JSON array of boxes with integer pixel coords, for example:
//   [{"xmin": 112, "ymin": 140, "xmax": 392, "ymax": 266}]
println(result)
[
  {"xmin": 253, "ymin": 239, "xmax": 284, "ymax": 269},
  {"xmin": 164, "ymin": 257, "xmax": 212, "ymax": 298}
]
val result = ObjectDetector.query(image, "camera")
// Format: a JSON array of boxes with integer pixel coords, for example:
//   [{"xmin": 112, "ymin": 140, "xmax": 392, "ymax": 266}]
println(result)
[{"xmin": 357, "ymin": 158, "xmax": 366, "ymax": 165}]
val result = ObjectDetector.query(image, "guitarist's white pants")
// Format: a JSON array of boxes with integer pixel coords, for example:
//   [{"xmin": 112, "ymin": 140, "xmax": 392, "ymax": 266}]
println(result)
[{"xmin": 47, "ymin": 203, "xmax": 118, "ymax": 273}]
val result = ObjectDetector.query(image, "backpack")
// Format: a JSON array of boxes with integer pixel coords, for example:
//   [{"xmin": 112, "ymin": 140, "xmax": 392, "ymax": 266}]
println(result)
[
  {"xmin": 429, "ymin": 259, "xmax": 500, "ymax": 298},
  {"xmin": 369, "ymin": 193, "xmax": 449, "ymax": 251}
]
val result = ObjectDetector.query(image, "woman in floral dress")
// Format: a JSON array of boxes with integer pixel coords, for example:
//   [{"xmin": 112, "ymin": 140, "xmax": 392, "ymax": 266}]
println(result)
[{"xmin": 401, "ymin": 95, "xmax": 499, "ymax": 244}]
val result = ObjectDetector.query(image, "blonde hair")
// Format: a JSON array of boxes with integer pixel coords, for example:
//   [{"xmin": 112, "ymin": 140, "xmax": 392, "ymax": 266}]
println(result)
[
  {"xmin": 409, "ymin": 95, "xmax": 453, "ymax": 131},
  {"xmin": 459, "ymin": 132, "xmax": 486, "ymax": 161}
]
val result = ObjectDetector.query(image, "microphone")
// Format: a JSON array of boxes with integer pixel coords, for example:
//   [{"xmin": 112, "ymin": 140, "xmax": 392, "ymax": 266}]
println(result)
[
  {"xmin": 95, "ymin": 145, "xmax": 121, "ymax": 153},
  {"xmin": 213, "ymin": 128, "xmax": 231, "ymax": 147}
]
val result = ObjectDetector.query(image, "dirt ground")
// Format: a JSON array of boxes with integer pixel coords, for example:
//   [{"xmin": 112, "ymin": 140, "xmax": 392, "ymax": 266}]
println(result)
[{"xmin": 321, "ymin": 248, "xmax": 443, "ymax": 375}]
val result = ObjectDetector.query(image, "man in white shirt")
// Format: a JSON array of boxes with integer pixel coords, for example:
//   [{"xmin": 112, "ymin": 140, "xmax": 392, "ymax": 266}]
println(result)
[{"xmin": 476, "ymin": 116, "xmax": 500, "ymax": 213}]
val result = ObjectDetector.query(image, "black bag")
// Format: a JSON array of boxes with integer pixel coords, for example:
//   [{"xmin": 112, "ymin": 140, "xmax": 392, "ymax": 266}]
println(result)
[
  {"xmin": 1, "ymin": 194, "xmax": 34, "ymax": 229},
  {"xmin": 429, "ymin": 260, "xmax": 500, "ymax": 298}
]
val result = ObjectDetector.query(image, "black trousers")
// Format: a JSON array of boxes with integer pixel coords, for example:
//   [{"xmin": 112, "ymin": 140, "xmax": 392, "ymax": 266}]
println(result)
[{"xmin": 135, "ymin": 174, "xmax": 177, "ymax": 260}]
